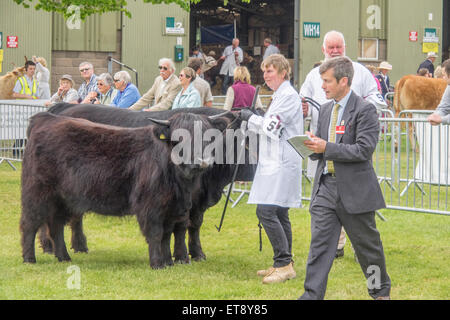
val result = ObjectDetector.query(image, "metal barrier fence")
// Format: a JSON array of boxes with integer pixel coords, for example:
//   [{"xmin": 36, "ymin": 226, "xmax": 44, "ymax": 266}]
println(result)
[
  {"xmin": 0, "ymin": 101, "xmax": 47, "ymax": 170},
  {"xmin": 1, "ymin": 102, "xmax": 448, "ymax": 216},
  {"xmin": 212, "ymin": 94, "xmax": 272, "ymax": 109}
]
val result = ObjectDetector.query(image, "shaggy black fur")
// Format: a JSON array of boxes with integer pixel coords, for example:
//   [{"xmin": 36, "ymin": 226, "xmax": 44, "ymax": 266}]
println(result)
[
  {"xmin": 21, "ymin": 112, "xmax": 222, "ymax": 269},
  {"xmin": 45, "ymin": 104, "xmax": 256, "ymax": 263}
]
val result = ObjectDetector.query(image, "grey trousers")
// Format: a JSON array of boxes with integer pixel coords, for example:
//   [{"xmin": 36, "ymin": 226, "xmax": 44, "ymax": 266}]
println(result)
[
  {"xmin": 300, "ymin": 174, "xmax": 391, "ymax": 300},
  {"xmin": 256, "ymin": 204, "xmax": 292, "ymax": 268}
]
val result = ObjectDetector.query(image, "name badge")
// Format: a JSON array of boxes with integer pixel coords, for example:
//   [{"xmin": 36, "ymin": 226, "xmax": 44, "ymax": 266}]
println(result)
[{"xmin": 336, "ymin": 125, "xmax": 345, "ymax": 134}]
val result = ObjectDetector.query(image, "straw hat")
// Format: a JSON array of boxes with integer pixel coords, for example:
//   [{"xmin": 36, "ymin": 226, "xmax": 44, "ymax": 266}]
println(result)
[
  {"xmin": 427, "ymin": 51, "xmax": 438, "ymax": 58},
  {"xmin": 378, "ymin": 61, "xmax": 392, "ymax": 70},
  {"xmin": 60, "ymin": 74, "xmax": 75, "ymax": 87}
]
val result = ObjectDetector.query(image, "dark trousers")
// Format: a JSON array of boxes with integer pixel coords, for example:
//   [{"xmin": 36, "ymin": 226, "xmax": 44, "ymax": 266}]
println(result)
[
  {"xmin": 221, "ymin": 75, "xmax": 233, "ymax": 95},
  {"xmin": 300, "ymin": 175, "xmax": 391, "ymax": 300},
  {"xmin": 256, "ymin": 204, "xmax": 292, "ymax": 268}
]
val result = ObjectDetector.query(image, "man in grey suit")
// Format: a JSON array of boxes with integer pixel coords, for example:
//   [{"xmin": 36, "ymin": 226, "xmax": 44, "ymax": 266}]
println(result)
[{"xmin": 300, "ymin": 56, "xmax": 391, "ymax": 300}]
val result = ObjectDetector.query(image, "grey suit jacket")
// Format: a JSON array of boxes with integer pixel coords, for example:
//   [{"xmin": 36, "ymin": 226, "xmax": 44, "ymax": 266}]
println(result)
[{"xmin": 310, "ymin": 91, "xmax": 386, "ymax": 214}]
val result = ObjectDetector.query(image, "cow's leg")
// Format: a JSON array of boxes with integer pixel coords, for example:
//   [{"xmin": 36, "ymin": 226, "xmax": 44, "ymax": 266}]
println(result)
[
  {"xmin": 161, "ymin": 224, "xmax": 174, "ymax": 267},
  {"xmin": 20, "ymin": 210, "xmax": 42, "ymax": 263},
  {"xmin": 173, "ymin": 220, "xmax": 190, "ymax": 264},
  {"xmin": 70, "ymin": 216, "xmax": 88, "ymax": 253},
  {"xmin": 188, "ymin": 209, "xmax": 206, "ymax": 261},
  {"xmin": 48, "ymin": 215, "xmax": 71, "ymax": 262},
  {"xmin": 38, "ymin": 224, "xmax": 54, "ymax": 254}
]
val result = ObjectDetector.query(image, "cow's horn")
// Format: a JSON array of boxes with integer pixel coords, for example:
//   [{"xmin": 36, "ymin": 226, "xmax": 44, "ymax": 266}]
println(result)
[
  {"xmin": 147, "ymin": 118, "xmax": 170, "ymax": 126},
  {"xmin": 208, "ymin": 111, "xmax": 233, "ymax": 120}
]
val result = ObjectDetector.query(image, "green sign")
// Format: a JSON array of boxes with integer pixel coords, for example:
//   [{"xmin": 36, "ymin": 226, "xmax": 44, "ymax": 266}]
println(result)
[
  {"xmin": 303, "ymin": 22, "xmax": 320, "ymax": 38},
  {"xmin": 166, "ymin": 17, "xmax": 175, "ymax": 28}
]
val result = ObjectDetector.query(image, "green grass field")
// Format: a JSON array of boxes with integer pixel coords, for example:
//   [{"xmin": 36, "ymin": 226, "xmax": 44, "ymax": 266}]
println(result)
[{"xmin": 0, "ymin": 161, "xmax": 449, "ymax": 300}]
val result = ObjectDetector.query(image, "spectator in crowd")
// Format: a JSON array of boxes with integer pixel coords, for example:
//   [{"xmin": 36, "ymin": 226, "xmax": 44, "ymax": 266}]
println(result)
[
  {"xmin": 129, "ymin": 58, "xmax": 181, "ymax": 111},
  {"xmin": 204, "ymin": 50, "xmax": 218, "ymax": 73},
  {"xmin": 78, "ymin": 61, "xmax": 100, "ymax": 103},
  {"xmin": 428, "ymin": 59, "xmax": 450, "ymax": 125},
  {"xmin": 376, "ymin": 61, "xmax": 393, "ymax": 100},
  {"xmin": 45, "ymin": 74, "xmax": 79, "ymax": 106},
  {"xmin": 188, "ymin": 57, "xmax": 213, "ymax": 107},
  {"xmin": 417, "ymin": 52, "xmax": 437, "ymax": 77},
  {"xmin": 434, "ymin": 65, "xmax": 444, "ymax": 79},
  {"xmin": 223, "ymin": 66, "xmax": 263, "ymax": 111},
  {"xmin": 300, "ymin": 56, "xmax": 390, "ymax": 300},
  {"xmin": 93, "ymin": 73, "xmax": 118, "ymax": 105},
  {"xmin": 12, "ymin": 60, "xmax": 39, "ymax": 100},
  {"xmin": 417, "ymin": 68, "xmax": 432, "ymax": 77},
  {"xmin": 262, "ymin": 38, "xmax": 280, "ymax": 60},
  {"xmin": 299, "ymin": 30, "xmax": 386, "ymax": 259},
  {"xmin": 32, "ymin": 56, "xmax": 50, "ymax": 99},
  {"xmin": 110, "ymin": 70, "xmax": 141, "ymax": 108},
  {"xmin": 191, "ymin": 46, "xmax": 204, "ymax": 60},
  {"xmin": 219, "ymin": 38, "xmax": 244, "ymax": 94},
  {"xmin": 172, "ymin": 67, "xmax": 201, "ymax": 109},
  {"xmin": 239, "ymin": 54, "xmax": 303, "ymax": 284},
  {"xmin": 366, "ymin": 65, "xmax": 382, "ymax": 94}
]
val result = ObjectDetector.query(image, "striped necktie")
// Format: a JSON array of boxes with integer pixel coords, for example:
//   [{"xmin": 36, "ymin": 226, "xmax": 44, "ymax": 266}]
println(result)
[{"xmin": 327, "ymin": 103, "xmax": 340, "ymax": 174}]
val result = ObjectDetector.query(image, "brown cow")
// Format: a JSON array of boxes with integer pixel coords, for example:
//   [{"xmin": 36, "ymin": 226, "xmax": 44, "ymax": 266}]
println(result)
[
  {"xmin": 0, "ymin": 66, "xmax": 26, "ymax": 99},
  {"xmin": 393, "ymin": 75, "xmax": 447, "ymax": 116},
  {"xmin": 393, "ymin": 75, "xmax": 447, "ymax": 150}
]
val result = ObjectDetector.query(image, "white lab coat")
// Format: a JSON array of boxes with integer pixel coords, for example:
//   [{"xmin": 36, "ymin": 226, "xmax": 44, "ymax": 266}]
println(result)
[
  {"xmin": 219, "ymin": 45, "xmax": 244, "ymax": 77},
  {"xmin": 247, "ymin": 81, "xmax": 303, "ymax": 208},
  {"xmin": 300, "ymin": 59, "xmax": 386, "ymax": 177}
]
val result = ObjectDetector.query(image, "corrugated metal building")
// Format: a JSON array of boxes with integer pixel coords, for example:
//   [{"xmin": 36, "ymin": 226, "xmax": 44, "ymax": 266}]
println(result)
[{"xmin": 0, "ymin": 0, "xmax": 448, "ymax": 94}]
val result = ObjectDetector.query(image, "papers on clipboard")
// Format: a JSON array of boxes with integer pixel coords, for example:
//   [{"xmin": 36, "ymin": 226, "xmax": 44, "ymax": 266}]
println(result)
[{"xmin": 288, "ymin": 135, "xmax": 313, "ymax": 159}]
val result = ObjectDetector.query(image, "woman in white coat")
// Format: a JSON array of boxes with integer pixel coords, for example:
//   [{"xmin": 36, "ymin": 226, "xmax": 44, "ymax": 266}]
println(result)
[
  {"xmin": 240, "ymin": 54, "xmax": 303, "ymax": 284},
  {"xmin": 32, "ymin": 56, "xmax": 51, "ymax": 99}
]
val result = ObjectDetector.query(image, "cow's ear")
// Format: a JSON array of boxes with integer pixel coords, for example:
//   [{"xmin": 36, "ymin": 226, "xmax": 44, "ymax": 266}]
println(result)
[{"xmin": 153, "ymin": 125, "xmax": 171, "ymax": 143}]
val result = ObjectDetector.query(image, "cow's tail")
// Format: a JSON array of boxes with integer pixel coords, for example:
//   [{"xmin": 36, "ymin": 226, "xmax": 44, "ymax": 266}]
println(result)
[
  {"xmin": 393, "ymin": 77, "xmax": 406, "ymax": 117},
  {"xmin": 47, "ymin": 102, "xmax": 76, "ymax": 115}
]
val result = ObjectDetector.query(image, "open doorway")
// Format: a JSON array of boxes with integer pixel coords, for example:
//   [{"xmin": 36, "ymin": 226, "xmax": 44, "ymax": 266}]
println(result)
[{"xmin": 190, "ymin": 0, "xmax": 295, "ymax": 95}]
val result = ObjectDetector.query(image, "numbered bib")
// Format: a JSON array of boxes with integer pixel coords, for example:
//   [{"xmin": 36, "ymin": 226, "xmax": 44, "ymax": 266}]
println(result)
[{"xmin": 263, "ymin": 115, "xmax": 283, "ymax": 140}]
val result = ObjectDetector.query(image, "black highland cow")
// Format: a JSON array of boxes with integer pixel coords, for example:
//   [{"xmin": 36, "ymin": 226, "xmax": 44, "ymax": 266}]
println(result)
[{"xmin": 21, "ymin": 111, "xmax": 226, "ymax": 268}]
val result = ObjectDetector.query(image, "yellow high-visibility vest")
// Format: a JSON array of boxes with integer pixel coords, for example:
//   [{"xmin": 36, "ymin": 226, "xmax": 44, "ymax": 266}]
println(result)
[{"xmin": 18, "ymin": 76, "xmax": 38, "ymax": 99}]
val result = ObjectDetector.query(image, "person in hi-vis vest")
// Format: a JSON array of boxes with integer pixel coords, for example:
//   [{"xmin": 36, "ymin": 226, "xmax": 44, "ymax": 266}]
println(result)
[{"xmin": 12, "ymin": 60, "xmax": 39, "ymax": 100}]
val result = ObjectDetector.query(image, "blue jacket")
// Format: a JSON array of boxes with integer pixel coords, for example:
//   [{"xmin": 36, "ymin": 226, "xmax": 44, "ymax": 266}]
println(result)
[
  {"xmin": 111, "ymin": 83, "xmax": 141, "ymax": 109},
  {"xmin": 172, "ymin": 83, "xmax": 202, "ymax": 109}
]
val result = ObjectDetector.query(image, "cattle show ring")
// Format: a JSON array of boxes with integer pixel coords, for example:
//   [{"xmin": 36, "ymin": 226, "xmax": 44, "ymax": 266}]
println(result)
[
  {"xmin": 0, "ymin": 89, "xmax": 448, "ymax": 302},
  {"xmin": 0, "ymin": 0, "xmax": 449, "ymax": 304}
]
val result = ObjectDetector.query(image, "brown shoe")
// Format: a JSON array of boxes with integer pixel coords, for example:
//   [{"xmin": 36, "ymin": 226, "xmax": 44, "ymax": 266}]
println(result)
[
  {"xmin": 257, "ymin": 266, "xmax": 274, "ymax": 277},
  {"xmin": 262, "ymin": 262, "xmax": 296, "ymax": 284}
]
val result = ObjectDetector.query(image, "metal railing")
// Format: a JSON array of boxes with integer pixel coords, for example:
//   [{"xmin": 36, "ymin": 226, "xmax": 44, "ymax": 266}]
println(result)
[
  {"xmin": 0, "ymin": 101, "xmax": 47, "ymax": 170},
  {"xmin": 1, "ymin": 102, "xmax": 448, "ymax": 216}
]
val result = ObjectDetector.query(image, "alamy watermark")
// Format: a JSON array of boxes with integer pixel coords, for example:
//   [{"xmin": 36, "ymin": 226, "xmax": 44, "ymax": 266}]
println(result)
[
  {"xmin": 66, "ymin": 5, "xmax": 81, "ymax": 30},
  {"xmin": 168, "ymin": 121, "xmax": 281, "ymax": 166},
  {"xmin": 66, "ymin": 265, "xmax": 81, "ymax": 290}
]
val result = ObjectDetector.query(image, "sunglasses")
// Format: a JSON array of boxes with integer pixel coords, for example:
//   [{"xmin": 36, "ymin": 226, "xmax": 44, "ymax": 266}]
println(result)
[
  {"xmin": 79, "ymin": 68, "xmax": 91, "ymax": 72},
  {"xmin": 158, "ymin": 66, "xmax": 169, "ymax": 71},
  {"xmin": 179, "ymin": 74, "xmax": 190, "ymax": 79},
  {"xmin": 113, "ymin": 79, "xmax": 121, "ymax": 83},
  {"xmin": 97, "ymin": 82, "xmax": 105, "ymax": 87}
]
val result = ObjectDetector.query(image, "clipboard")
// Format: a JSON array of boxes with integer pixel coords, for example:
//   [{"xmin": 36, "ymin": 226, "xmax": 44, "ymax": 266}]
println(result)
[{"xmin": 288, "ymin": 135, "xmax": 313, "ymax": 159}]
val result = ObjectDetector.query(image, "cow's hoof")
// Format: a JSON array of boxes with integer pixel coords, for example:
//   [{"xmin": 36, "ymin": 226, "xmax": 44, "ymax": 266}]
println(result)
[
  {"xmin": 191, "ymin": 254, "xmax": 206, "ymax": 262},
  {"xmin": 174, "ymin": 257, "xmax": 191, "ymax": 265},
  {"xmin": 40, "ymin": 241, "xmax": 54, "ymax": 254},
  {"xmin": 73, "ymin": 247, "xmax": 89, "ymax": 254},
  {"xmin": 56, "ymin": 255, "xmax": 72, "ymax": 262},
  {"xmin": 23, "ymin": 257, "xmax": 37, "ymax": 264},
  {"xmin": 150, "ymin": 264, "xmax": 166, "ymax": 270}
]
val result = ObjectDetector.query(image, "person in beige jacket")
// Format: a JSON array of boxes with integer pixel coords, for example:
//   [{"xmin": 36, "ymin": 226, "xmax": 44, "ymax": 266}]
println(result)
[{"xmin": 129, "ymin": 58, "xmax": 181, "ymax": 111}]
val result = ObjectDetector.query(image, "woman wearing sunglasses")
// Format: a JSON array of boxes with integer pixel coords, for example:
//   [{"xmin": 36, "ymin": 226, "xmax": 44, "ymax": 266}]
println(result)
[{"xmin": 171, "ymin": 67, "xmax": 201, "ymax": 109}]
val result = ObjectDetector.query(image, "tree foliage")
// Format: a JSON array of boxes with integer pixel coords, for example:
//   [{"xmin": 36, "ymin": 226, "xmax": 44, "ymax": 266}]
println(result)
[{"xmin": 12, "ymin": 0, "xmax": 251, "ymax": 20}]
